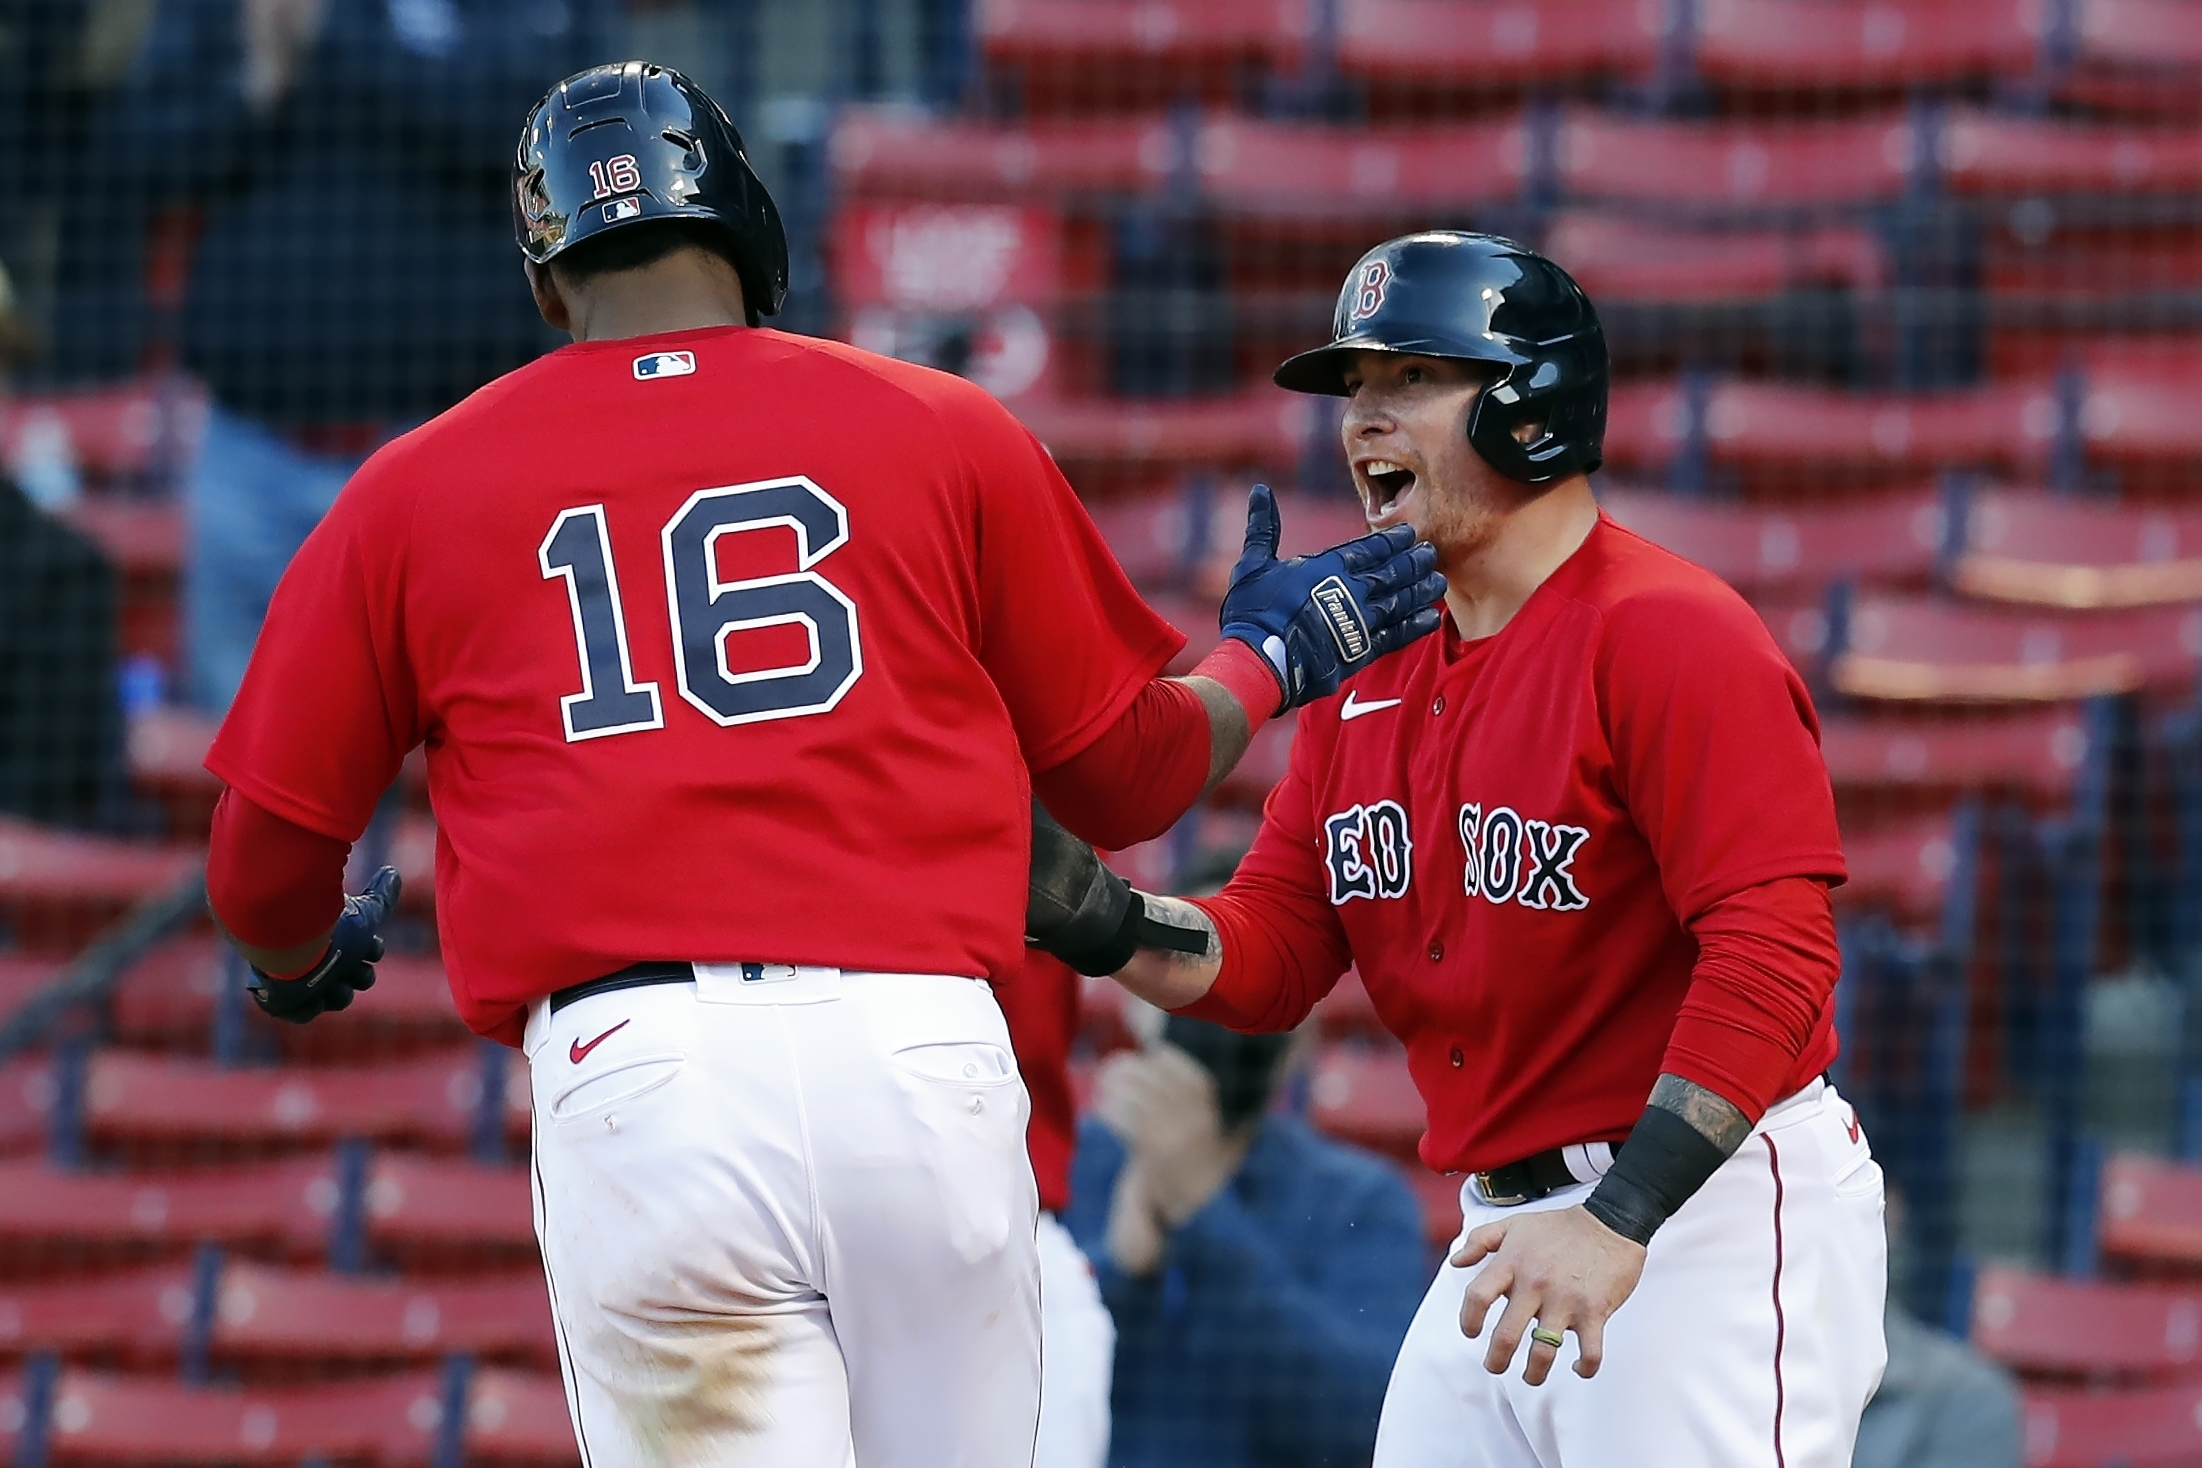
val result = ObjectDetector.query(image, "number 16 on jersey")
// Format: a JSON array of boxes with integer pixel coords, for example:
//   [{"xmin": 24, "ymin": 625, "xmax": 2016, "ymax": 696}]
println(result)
[{"xmin": 539, "ymin": 476, "xmax": 865, "ymax": 743}]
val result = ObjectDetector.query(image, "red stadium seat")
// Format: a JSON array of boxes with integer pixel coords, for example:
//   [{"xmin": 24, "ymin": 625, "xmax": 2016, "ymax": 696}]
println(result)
[
  {"xmin": 1308, "ymin": 1043, "xmax": 1425, "ymax": 1162},
  {"xmin": 976, "ymin": 0, "xmax": 1309, "ymax": 69},
  {"xmin": 0, "ymin": 1153, "xmax": 534, "ymax": 1273},
  {"xmin": 1940, "ymin": 109, "xmax": 2202, "ymax": 195},
  {"xmin": 0, "ymin": 1264, "xmax": 189, "ymax": 1361},
  {"xmin": 1543, "ymin": 213, "xmax": 1886, "ymax": 304},
  {"xmin": 0, "ymin": 1364, "xmax": 578, "ymax": 1466},
  {"xmin": 1084, "ymin": 487, "xmax": 1229, "ymax": 588},
  {"xmin": 1599, "ymin": 485, "xmax": 1942, "ymax": 597},
  {"xmin": 1972, "ymin": 1264, "xmax": 2202, "ymax": 1379},
  {"xmin": 0, "ymin": 1060, "xmax": 47, "ymax": 1157},
  {"xmin": 1333, "ymin": 0, "xmax": 1659, "ymax": 88},
  {"xmin": 1552, "ymin": 110, "xmax": 1917, "ymax": 208},
  {"xmin": 1603, "ymin": 379, "xmax": 2052, "ymax": 485},
  {"xmin": 78, "ymin": 1046, "xmax": 526, "ymax": 1157},
  {"xmin": 830, "ymin": 110, "xmax": 1171, "ymax": 201},
  {"xmin": 206, "ymin": 1260, "xmax": 555, "ymax": 1368},
  {"xmin": 2101, "ymin": 1153, "xmax": 2202, "ymax": 1272},
  {"xmin": 0, "ymin": 820, "xmax": 203, "ymax": 954},
  {"xmin": 2018, "ymin": 1382, "xmax": 2202, "ymax": 1467},
  {"xmin": 1191, "ymin": 117, "xmax": 1525, "ymax": 218},
  {"xmin": 124, "ymin": 707, "xmax": 220, "ymax": 796},
  {"xmin": 0, "ymin": 1365, "xmax": 385, "ymax": 1463},
  {"xmin": 0, "ymin": 1156, "xmax": 334, "ymax": 1271},
  {"xmin": 1692, "ymin": 0, "xmax": 2036, "ymax": 90},
  {"xmin": 2055, "ymin": 0, "xmax": 2202, "ymax": 117},
  {"xmin": 107, "ymin": 942, "xmax": 463, "ymax": 1052},
  {"xmin": 1953, "ymin": 488, "xmax": 2202, "ymax": 609},
  {"xmin": 362, "ymin": 1153, "xmax": 536, "ymax": 1261},
  {"xmin": 1011, "ymin": 392, "xmax": 1312, "ymax": 471},
  {"xmin": 1834, "ymin": 593, "xmax": 2200, "ymax": 702},
  {"xmin": 1835, "ymin": 814, "xmax": 1964, "ymax": 922},
  {"xmin": 2073, "ymin": 360, "xmax": 2202, "ymax": 476},
  {"xmin": 1821, "ymin": 708, "xmax": 2093, "ymax": 802}
]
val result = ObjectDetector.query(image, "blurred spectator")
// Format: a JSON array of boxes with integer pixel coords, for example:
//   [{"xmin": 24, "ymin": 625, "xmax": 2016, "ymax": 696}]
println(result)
[
  {"xmin": 1065, "ymin": 1009, "xmax": 1427, "ymax": 1468},
  {"xmin": 51, "ymin": 0, "xmax": 615, "ymax": 709},
  {"xmin": 1851, "ymin": 1303, "xmax": 2021, "ymax": 1468},
  {"xmin": 0, "ymin": 263, "xmax": 130, "ymax": 828}
]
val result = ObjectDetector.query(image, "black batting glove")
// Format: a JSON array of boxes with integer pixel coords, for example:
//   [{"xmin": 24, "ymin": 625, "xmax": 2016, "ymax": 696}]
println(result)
[
  {"xmin": 247, "ymin": 866, "xmax": 401, "ymax": 1025},
  {"xmin": 1027, "ymin": 804, "xmax": 1207, "ymax": 977},
  {"xmin": 1218, "ymin": 484, "xmax": 1446, "ymax": 711}
]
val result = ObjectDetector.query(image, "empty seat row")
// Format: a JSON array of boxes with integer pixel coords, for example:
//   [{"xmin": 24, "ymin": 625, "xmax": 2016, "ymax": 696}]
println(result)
[
  {"xmin": 0, "ymin": 1361, "xmax": 574, "ymax": 1466},
  {"xmin": 0, "ymin": 1256, "xmax": 554, "ymax": 1369},
  {"xmin": 0, "ymin": 1151, "xmax": 534, "ymax": 1272},
  {"xmin": 833, "ymin": 106, "xmax": 2202, "ymax": 212},
  {"xmin": 977, "ymin": 0, "xmax": 2195, "ymax": 100}
]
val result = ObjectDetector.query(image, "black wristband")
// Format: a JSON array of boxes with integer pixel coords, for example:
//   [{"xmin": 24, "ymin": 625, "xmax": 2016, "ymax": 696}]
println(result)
[{"xmin": 1582, "ymin": 1105, "xmax": 1732, "ymax": 1247}]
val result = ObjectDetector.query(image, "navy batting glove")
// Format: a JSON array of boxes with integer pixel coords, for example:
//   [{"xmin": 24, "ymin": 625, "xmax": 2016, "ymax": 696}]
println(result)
[
  {"xmin": 1218, "ymin": 484, "xmax": 1446, "ymax": 710},
  {"xmin": 247, "ymin": 866, "xmax": 401, "ymax": 1025}
]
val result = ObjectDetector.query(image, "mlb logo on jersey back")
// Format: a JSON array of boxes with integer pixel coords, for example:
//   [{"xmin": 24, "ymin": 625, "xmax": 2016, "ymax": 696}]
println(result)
[{"xmin": 633, "ymin": 350, "xmax": 697, "ymax": 381}]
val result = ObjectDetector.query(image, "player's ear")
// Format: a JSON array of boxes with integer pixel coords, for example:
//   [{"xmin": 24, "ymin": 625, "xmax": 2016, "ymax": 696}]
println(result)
[{"xmin": 526, "ymin": 260, "xmax": 574, "ymax": 335}]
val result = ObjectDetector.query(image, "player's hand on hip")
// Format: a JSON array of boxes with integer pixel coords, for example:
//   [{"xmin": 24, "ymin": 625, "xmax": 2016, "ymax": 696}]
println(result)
[
  {"xmin": 1218, "ymin": 484, "xmax": 1444, "ymax": 711},
  {"xmin": 1453, "ymin": 1204, "xmax": 1647, "ymax": 1386},
  {"xmin": 246, "ymin": 866, "xmax": 401, "ymax": 1025}
]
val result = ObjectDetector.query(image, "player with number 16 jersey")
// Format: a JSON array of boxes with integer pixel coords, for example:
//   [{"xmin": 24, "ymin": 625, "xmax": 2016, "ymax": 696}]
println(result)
[{"xmin": 201, "ymin": 62, "xmax": 1443, "ymax": 1468}]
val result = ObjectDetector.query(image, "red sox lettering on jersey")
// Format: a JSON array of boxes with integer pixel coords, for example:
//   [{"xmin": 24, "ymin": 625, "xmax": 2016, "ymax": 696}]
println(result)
[{"xmin": 1323, "ymin": 799, "xmax": 1589, "ymax": 911}]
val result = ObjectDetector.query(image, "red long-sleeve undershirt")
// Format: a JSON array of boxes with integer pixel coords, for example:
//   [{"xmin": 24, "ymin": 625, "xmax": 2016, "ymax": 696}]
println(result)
[
  {"xmin": 206, "ymin": 785, "xmax": 350, "ymax": 954},
  {"xmin": 206, "ymin": 639, "xmax": 1282, "ymax": 964},
  {"xmin": 1193, "ymin": 873, "xmax": 1840, "ymax": 1122}
]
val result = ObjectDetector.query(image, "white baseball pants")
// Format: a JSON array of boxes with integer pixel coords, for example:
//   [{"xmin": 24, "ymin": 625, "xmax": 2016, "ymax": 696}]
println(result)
[
  {"xmin": 1034, "ymin": 1212, "xmax": 1114, "ymax": 1468},
  {"xmin": 1375, "ymin": 1080, "xmax": 1888, "ymax": 1468},
  {"xmin": 524, "ymin": 964, "xmax": 1042, "ymax": 1467}
]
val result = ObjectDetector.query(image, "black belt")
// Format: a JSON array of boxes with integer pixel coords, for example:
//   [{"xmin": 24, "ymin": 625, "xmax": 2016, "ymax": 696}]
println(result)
[
  {"xmin": 1471, "ymin": 1136, "xmax": 1631, "ymax": 1208},
  {"xmin": 549, "ymin": 961, "xmax": 695, "ymax": 1016}
]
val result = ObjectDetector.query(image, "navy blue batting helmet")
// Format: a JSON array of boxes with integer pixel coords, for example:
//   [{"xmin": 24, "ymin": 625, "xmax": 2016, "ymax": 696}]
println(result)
[
  {"xmin": 514, "ymin": 62, "xmax": 788, "ymax": 320},
  {"xmin": 1274, "ymin": 232, "xmax": 1607, "ymax": 486}
]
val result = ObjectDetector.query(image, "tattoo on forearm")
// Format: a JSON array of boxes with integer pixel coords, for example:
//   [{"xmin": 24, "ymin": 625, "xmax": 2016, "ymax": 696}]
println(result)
[
  {"xmin": 1647, "ymin": 1074, "xmax": 1752, "ymax": 1157},
  {"xmin": 1136, "ymin": 895, "xmax": 1221, "ymax": 968},
  {"xmin": 1183, "ymin": 676, "xmax": 1254, "ymax": 795}
]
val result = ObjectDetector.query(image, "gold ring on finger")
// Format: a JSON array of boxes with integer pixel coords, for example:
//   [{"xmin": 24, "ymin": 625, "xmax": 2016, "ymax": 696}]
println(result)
[{"xmin": 1530, "ymin": 1325, "xmax": 1565, "ymax": 1349}]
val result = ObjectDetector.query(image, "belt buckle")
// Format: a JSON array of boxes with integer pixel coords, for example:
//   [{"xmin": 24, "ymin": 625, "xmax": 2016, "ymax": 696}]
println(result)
[{"xmin": 1473, "ymin": 1170, "xmax": 1532, "ymax": 1208}]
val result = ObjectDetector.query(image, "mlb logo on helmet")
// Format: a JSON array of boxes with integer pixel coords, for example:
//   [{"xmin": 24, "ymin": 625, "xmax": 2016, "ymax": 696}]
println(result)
[
  {"xmin": 633, "ymin": 351, "xmax": 697, "ymax": 380},
  {"xmin": 1348, "ymin": 259, "xmax": 1391, "ymax": 327},
  {"xmin": 602, "ymin": 197, "xmax": 643, "ymax": 224}
]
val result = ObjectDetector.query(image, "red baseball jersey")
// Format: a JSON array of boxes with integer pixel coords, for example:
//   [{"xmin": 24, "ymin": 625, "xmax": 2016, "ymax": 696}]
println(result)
[
  {"xmin": 1189, "ymin": 515, "xmax": 1846, "ymax": 1174},
  {"xmin": 994, "ymin": 950, "xmax": 1081, "ymax": 1214},
  {"xmin": 208, "ymin": 326, "xmax": 1183, "ymax": 1044}
]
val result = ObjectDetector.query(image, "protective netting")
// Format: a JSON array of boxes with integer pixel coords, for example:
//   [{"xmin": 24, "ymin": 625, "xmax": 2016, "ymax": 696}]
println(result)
[{"xmin": 1, "ymin": 1, "xmax": 2199, "ymax": 1463}]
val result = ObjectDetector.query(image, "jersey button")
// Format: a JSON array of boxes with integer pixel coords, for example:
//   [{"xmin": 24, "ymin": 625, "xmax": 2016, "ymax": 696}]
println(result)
[
  {"xmin": 1427, "ymin": 942, "xmax": 1444, "ymax": 962},
  {"xmin": 1432, "ymin": 695, "xmax": 1447, "ymax": 715},
  {"xmin": 1449, "ymin": 1046, "xmax": 1464, "ymax": 1068}
]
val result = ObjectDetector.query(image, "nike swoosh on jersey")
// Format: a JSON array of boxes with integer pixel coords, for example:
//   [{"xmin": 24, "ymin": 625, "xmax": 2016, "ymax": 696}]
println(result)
[
  {"xmin": 1339, "ymin": 692, "xmax": 1404, "ymax": 721},
  {"xmin": 570, "ymin": 1020, "xmax": 630, "ymax": 1065}
]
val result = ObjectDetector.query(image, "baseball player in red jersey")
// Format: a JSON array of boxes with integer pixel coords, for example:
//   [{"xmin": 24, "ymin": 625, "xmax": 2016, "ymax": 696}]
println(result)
[
  {"xmin": 196, "ymin": 64, "xmax": 1444, "ymax": 1467},
  {"xmin": 1080, "ymin": 233, "xmax": 1889, "ymax": 1466}
]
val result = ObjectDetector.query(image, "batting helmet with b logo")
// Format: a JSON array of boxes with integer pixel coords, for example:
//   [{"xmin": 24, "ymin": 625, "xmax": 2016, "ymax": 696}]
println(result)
[{"xmin": 1274, "ymin": 232, "xmax": 1607, "ymax": 487}]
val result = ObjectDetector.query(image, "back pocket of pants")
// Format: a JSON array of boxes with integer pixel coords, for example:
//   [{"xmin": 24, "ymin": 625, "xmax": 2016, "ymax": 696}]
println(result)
[
  {"xmin": 891, "ymin": 1040, "xmax": 1018, "ymax": 1086},
  {"xmin": 551, "ymin": 1055, "xmax": 686, "ymax": 1121}
]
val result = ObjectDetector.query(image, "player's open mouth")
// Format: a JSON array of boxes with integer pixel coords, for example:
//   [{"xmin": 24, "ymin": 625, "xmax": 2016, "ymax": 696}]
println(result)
[{"xmin": 1359, "ymin": 460, "xmax": 1418, "ymax": 525}]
